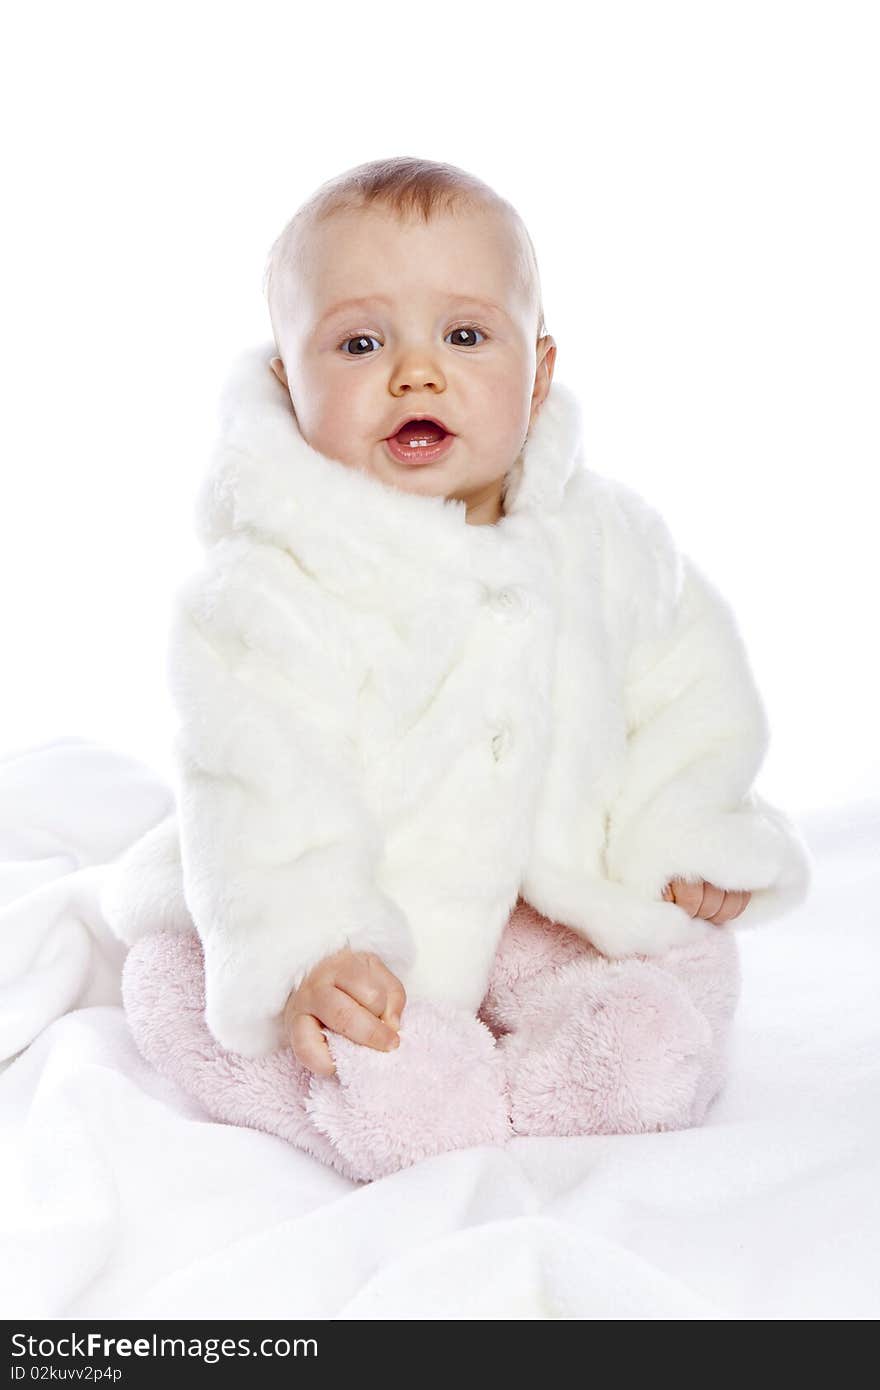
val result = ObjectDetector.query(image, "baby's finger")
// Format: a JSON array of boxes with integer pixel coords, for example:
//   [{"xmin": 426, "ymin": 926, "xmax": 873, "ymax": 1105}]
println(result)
[
  {"xmin": 357, "ymin": 954, "xmax": 407, "ymax": 1027},
  {"xmin": 381, "ymin": 973, "xmax": 407, "ymax": 1030},
  {"xmin": 333, "ymin": 953, "xmax": 391, "ymax": 1021},
  {"xmin": 698, "ymin": 882, "xmax": 726, "ymax": 921},
  {"xmin": 666, "ymin": 878, "xmax": 704, "ymax": 917},
  {"xmin": 709, "ymin": 890, "xmax": 750, "ymax": 925},
  {"xmin": 289, "ymin": 1011, "xmax": 336, "ymax": 1077},
  {"xmin": 321, "ymin": 985, "xmax": 402, "ymax": 1052},
  {"xmin": 335, "ymin": 954, "xmax": 407, "ymax": 1031}
]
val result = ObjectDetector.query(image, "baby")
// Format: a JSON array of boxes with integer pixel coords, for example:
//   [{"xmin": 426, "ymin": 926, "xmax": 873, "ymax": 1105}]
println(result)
[
  {"xmin": 264, "ymin": 167, "xmax": 753, "ymax": 1081},
  {"xmin": 107, "ymin": 156, "xmax": 811, "ymax": 1181}
]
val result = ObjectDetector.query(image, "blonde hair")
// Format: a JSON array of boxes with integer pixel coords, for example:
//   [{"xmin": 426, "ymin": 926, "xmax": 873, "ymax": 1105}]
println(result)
[{"xmin": 262, "ymin": 155, "xmax": 546, "ymax": 347}]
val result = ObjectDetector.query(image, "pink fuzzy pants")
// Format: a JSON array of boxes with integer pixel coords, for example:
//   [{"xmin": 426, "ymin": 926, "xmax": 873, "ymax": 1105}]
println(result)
[{"xmin": 122, "ymin": 898, "xmax": 740, "ymax": 1183}]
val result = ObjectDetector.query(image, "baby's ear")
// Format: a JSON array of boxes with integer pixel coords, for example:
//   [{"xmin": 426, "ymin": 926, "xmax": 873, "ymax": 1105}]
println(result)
[{"xmin": 269, "ymin": 355, "xmax": 288, "ymax": 388}]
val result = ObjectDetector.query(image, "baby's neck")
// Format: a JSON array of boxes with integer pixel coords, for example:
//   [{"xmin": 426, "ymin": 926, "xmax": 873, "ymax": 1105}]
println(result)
[{"xmin": 459, "ymin": 478, "xmax": 507, "ymax": 526}]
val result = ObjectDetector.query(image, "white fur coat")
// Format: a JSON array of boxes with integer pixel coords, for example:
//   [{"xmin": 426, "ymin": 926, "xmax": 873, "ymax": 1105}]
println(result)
[{"xmin": 101, "ymin": 342, "xmax": 812, "ymax": 1056}]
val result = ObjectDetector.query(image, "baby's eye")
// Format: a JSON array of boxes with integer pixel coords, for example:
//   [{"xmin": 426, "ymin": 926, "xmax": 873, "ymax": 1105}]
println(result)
[
  {"xmin": 339, "ymin": 334, "xmax": 382, "ymax": 356},
  {"xmin": 446, "ymin": 326, "xmax": 486, "ymax": 348}
]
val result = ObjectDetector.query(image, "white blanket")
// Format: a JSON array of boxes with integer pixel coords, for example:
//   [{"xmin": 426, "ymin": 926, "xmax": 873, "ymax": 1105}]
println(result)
[{"xmin": 0, "ymin": 738, "xmax": 877, "ymax": 1320}]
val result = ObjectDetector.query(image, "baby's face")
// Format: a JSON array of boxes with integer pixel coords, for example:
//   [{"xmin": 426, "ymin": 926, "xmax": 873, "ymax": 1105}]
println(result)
[{"xmin": 269, "ymin": 203, "xmax": 556, "ymax": 524}]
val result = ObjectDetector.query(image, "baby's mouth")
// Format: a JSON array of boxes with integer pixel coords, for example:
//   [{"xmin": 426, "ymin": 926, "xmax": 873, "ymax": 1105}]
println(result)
[
  {"xmin": 384, "ymin": 418, "xmax": 457, "ymax": 465},
  {"xmin": 388, "ymin": 420, "xmax": 450, "ymax": 446}
]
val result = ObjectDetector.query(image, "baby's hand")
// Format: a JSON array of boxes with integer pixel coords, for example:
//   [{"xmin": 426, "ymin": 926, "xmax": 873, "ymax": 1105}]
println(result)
[
  {"xmin": 283, "ymin": 947, "xmax": 406, "ymax": 1078},
  {"xmin": 661, "ymin": 878, "xmax": 752, "ymax": 925}
]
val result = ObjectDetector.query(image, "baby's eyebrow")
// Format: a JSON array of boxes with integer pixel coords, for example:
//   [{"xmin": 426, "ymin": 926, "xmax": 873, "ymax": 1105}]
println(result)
[
  {"xmin": 316, "ymin": 294, "xmax": 508, "ymax": 326},
  {"xmin": 448, "ymin": 297, "xmax": 509, "ymax": 319},
  {"xmin": 317, "ymin": 295, "xmax": 394, "ymax": 325}
]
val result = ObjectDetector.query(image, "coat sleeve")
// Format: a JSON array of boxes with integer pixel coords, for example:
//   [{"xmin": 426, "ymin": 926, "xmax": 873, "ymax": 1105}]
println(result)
[
  {"xmin": 167, "ymin": 537, "xmax": 414, "ymax": 1056},
  {"xmin": 600, "ymin": 488, "xmax": 812, "ymax": 932}
]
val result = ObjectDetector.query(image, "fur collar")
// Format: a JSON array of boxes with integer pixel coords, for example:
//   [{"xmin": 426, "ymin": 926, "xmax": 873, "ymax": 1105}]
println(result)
[{"xmin": 194, "ymin": 340, "xmax": 586, "ymax": 591}]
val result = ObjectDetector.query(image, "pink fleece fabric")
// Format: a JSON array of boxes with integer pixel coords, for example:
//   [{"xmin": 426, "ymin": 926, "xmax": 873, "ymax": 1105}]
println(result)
[{"xmin": 121, "ymin": 898, "xmax": 740, "ymax": 1183}]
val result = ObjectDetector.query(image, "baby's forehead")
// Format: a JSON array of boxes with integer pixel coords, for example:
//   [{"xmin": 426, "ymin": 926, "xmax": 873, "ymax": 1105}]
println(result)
[
  {"xmin": 307, "ymin": 200, "xmax": 514, "ymax": 264},
  {"xmin": 298, "ymin": 205, "xmax": 530, "ymax": 303}
]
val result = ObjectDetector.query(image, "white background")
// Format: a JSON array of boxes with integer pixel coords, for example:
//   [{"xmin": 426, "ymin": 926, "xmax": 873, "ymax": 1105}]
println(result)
[{"xmin": 1, "ymin": 0, "xmax": 877, "ymax": 814}]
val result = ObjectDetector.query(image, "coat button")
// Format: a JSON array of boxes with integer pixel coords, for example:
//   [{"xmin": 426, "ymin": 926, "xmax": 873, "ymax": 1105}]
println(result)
[{"xmin": 486, "ymin": 586, "xmax": 528, "ymax": 620}]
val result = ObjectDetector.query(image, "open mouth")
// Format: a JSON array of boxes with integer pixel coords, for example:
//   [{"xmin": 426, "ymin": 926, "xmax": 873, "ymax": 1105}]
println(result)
[
  {"xmin": 388, "ymin": 419, "xmax": 450, "ymax": 446},
  {"xmin": 385, "ymin": 418, "xmax": 456, "ymax": 465}
]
